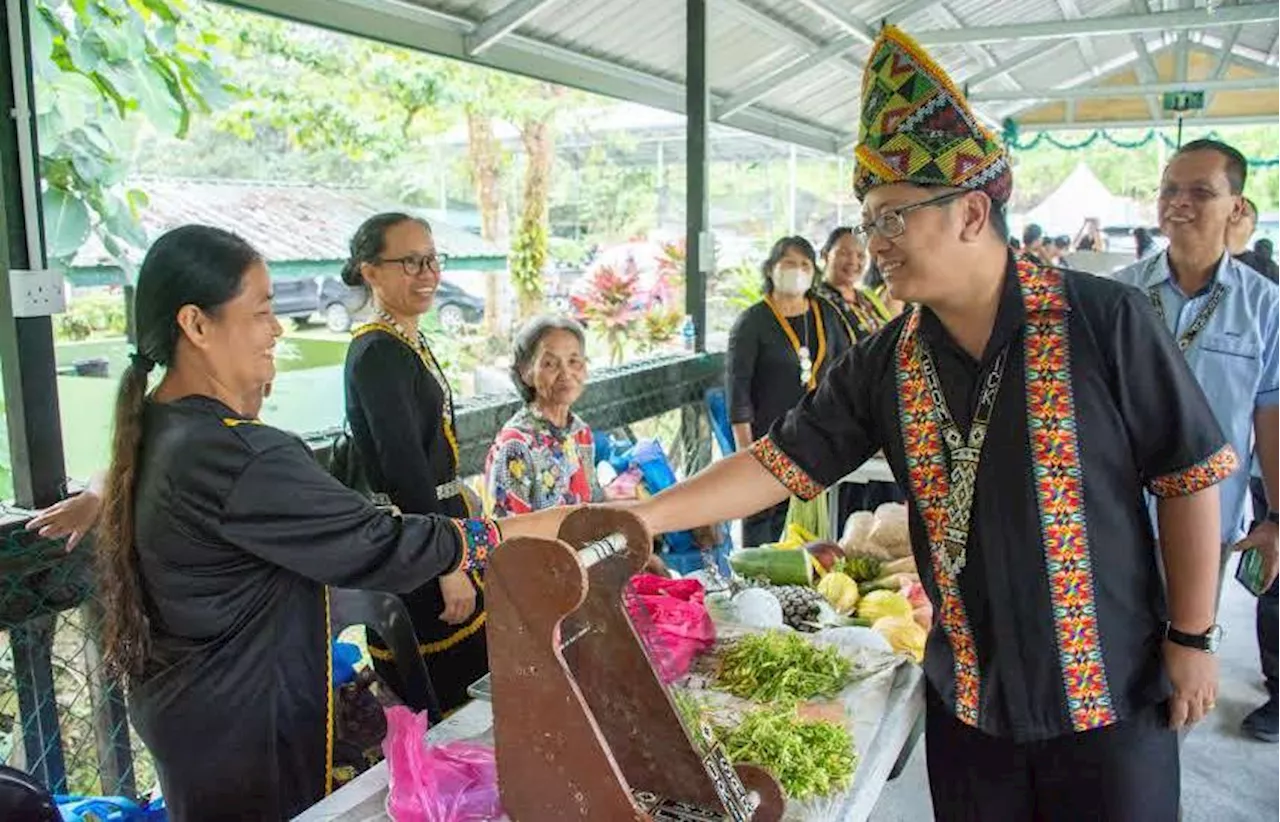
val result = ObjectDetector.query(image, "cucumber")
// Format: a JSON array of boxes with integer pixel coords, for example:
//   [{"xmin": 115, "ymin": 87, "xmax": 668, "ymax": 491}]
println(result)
[{"xmin": 729, "ymin": 547, "xmax": 814, "ymax": 586}]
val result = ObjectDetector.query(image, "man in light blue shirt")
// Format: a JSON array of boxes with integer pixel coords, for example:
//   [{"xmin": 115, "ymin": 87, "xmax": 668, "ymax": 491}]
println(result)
[{"xmin": 1114, "ymin": 139, "xmax": 1280, "ymax": 742}]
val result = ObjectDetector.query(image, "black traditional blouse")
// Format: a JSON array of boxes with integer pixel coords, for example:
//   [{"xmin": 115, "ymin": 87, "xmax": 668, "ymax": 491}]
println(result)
[
  {"xmin": 126, "ymin": 395, "xmax": 498, "ymax": 820},
  {"xmin": 749, "ymin": 257, "xmax": 1237, "ymax": 742},
  {"xmin": 726, "ymin": 297, "xmax": 852, "ymax": 443}
]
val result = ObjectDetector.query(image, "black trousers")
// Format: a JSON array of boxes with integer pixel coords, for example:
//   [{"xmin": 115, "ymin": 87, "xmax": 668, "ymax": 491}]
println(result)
[
  {"xmin": 1250, "ymin": 476, "xmax": 1278, "ymax": 701},
  {"xmin": 742, "ymin": 500, "xmax": 788, "ymax": 548},
  {"xmin": 925, "ymin": 687, "xmax": 1179, "ymax": 821}
]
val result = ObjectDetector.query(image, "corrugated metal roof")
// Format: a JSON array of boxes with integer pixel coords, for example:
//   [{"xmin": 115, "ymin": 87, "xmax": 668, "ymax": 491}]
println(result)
[
  {"xmin": 234, "ymin": 0, "xmax": 1279, "ymax": 151},
  {"xmin": 71, "ymin": 179, "xmax": 505, "ymax": 268}
]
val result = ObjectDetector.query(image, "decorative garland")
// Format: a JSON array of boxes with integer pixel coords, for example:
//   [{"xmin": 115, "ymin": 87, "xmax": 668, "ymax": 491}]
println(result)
[{"xmin": 1000, "ymin": 119, "xmax": 1279, "ymax": 168}]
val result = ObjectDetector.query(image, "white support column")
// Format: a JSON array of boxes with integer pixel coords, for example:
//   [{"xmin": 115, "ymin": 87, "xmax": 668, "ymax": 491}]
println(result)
[{"xmin": 788, "ymin": 145, "xmax": 798, "ymax": 236}]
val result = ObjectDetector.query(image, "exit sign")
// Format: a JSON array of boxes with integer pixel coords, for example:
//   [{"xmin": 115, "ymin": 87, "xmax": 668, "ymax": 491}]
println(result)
[{"xmin": 1162, "ymin": 91, "xmax": 1206, "ymax": 112}]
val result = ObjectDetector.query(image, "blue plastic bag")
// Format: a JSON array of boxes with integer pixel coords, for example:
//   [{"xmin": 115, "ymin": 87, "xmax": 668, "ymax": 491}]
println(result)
[{"xmin": 56, "ymin": 795, "xmax": 166, "ymax": 822}]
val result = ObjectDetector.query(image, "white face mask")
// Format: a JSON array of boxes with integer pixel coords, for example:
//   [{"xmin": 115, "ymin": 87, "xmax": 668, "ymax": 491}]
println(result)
[{"xmin": 774, "ymin": 266, "xmax": 813, "ymax": 295}]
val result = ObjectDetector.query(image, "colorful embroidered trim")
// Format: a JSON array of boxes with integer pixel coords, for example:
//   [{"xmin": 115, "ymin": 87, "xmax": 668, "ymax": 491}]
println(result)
[
  {"xmin": 896, "ymin": 308, "xmax": 981, "ymax": 726},
  {"xmin": 1017, "ymin": 259, "xmax": 1116, "ymax": 732},
  {"xmin": 1146, "ymin": 443, "xmax": 1240, "ymax": 499},
  {"xmin": 748, "ymin": 436, "xmax": 825, "ymax": 501},
  {"xmin": 454, "ymin": 517, "xmax": 501, "ymax": 573}
]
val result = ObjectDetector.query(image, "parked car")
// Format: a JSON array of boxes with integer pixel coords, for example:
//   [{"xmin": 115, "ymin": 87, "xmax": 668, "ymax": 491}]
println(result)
[{"xmin": 272, "ymin": 275, "xmax": 484, "ymax": 334}]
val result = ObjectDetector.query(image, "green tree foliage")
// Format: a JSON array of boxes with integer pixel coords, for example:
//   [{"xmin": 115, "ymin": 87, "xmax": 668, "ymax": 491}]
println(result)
[{"xmin": 31, "ymin": 0, "xmax": 229, "ymax": 270}]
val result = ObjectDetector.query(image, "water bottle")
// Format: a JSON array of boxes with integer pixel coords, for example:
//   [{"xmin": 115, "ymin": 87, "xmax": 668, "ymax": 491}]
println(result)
[{"xmin": 681, "ymin": 315, "xmax": 696, "ymax": 353}]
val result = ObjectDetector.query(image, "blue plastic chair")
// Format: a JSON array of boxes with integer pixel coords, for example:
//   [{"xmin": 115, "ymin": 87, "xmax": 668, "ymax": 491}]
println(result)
[{"xmin": 704, "ymin": 387, "xmax": 735, "ymax": 457}]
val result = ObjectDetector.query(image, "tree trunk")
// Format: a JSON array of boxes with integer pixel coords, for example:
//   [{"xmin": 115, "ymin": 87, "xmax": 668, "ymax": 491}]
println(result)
[
  {"xmin": 513, "ymin": 115, "xmax": 555, "ymax": 320},
  {"xmin": 465, "ymin": 109, "xmax": 503, "ymax": 335}
]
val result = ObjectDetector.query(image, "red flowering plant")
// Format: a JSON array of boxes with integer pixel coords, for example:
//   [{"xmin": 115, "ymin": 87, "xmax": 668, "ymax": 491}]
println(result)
[{"xmin": 571, "ymin": 264, "xmax": 639, "ymax": 365}]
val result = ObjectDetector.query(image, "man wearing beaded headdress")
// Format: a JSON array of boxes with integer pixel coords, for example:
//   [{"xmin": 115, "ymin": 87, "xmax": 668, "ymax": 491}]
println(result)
[{"xmin": 629, "ymin": 26, "xmax": 1234, "ymax": 817}]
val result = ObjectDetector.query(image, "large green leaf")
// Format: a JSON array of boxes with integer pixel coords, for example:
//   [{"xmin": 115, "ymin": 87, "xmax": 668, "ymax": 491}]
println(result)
[{"xmin": 41, "ymin": 186, "xmax": 92, "ymax": 259}]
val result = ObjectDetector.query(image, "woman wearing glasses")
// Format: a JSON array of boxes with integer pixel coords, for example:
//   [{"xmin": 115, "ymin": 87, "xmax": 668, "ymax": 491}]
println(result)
[
  {"xmin": 341, "ymin": 212, "xmax": 485, "ymax": 713},
  {"xmin": 726, "ymin": 236, "xmax": 850, "ymax": 547}
]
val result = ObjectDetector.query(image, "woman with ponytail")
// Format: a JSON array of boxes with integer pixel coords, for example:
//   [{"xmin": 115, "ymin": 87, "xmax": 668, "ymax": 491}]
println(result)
[
  {"xmin": 340, "ymin": 213, "xmax": 488, "ymax": 714},
  {"xmin": 89, "ymin": 224, "xmax": 566, "ymax": 820}
]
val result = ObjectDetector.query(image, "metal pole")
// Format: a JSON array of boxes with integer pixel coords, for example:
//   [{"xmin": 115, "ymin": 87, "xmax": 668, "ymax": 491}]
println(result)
[
  {"xmin": 2, "ymin": 0, "xmax": 72, "ymax": 794},
  {"xmin": 685, "ymin": 0, "xmax": 709, "ymax": 353},
  {"xmin": 788, "ymin": 144, "xmax": 798, "ymax": 235},
  {"xmin": 836, "ymin": 155, "xmax": 845, "ymax": 225},
  {"xmin": 1, "ymin": 0, "xmax": 66, "ymax": 509}
]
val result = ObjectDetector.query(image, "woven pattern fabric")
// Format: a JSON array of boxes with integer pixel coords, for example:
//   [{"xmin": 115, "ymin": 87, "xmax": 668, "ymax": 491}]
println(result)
[{"xmin": 854, "ymin": 25, "xmax": 1012, "ymax": 203}]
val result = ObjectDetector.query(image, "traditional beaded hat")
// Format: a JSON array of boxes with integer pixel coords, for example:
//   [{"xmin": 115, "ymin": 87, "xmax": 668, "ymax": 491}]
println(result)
[{"xmin": 853, "ymin": 25, "xmax": 1013, "ymax": 204}]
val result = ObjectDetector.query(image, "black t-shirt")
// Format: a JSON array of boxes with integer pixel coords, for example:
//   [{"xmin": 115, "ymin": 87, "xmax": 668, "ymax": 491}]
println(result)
[
  {"xmin": 726, "ymin": 297, "xmax": 851, "ymax": 442},
  {"xmin": 747, "ymin": 256, "xmax": 1235, "ymax": 742}
]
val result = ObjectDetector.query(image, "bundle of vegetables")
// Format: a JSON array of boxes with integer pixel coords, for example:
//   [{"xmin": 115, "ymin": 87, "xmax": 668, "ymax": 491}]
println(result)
[
  {"xmin": 715, "ymin": 630, "xmax": 853, "ymax": 703},
  {"xmin": 714, "ymin": 703, "xmax": 857, "ymax": 801}
]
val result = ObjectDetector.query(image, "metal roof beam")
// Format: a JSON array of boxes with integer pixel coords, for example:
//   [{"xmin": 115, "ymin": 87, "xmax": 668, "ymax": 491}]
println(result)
[
  {"xmin": 1188, "ymin": 32, "xmax": 1278, "ymax": 71},
  {"xmin": 1050, "ymin": 0, "xmax": 1102, "ymax": 78},
  {"xmin": 963, "ymin": 40, "xmax": 1074, "ymax": 87},
  {"xmin": 1015, "ymin": 114, "xmax": 1279, "ymax": 131},
  {"xmin": 914, "ymin": 2, "xmax": 1279, "ymax": 45},
  {"xmin": 716, "ymin": 34, "xmax": 859, "ymax": 118},
  {"xmin": 791, "ymin": 0, "xmax": 877, "ymax": 44},
  {"xmin": 972, "ymin": 75, "xmax": 1279, "ymax": 103},
  {"xmin": 714, "ymin": 0, "xmax": 862, "ymax": 81},
  {"xmin": 221, "ymin": 0, "xmax": 848, "ymax": 153},
  {"xmin": 1126, "ymin": 0, "xmax": 1163, "ymax": 120},
  {"xmin": 1200, "ymin": 24, "xmax": 1241, "ymax": 117},
  {"xmin": 464, "ymin": 0, "xmax": 561, "ymax": 56}
]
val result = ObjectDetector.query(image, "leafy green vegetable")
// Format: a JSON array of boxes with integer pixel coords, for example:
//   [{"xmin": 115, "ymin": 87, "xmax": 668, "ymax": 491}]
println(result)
[
  {"xmin": 715, "ymin": 631, "xmax": 853, "ymax": 703},
  {"xmin": 715, "ymin": 704, "xmax": 857, "ymax": 801}
]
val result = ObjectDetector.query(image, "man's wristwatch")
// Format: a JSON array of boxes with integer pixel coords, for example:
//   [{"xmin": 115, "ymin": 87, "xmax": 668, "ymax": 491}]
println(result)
[{"xmin": 1165, "ymin": 623, "xmax": 1223, "ymax": 653}]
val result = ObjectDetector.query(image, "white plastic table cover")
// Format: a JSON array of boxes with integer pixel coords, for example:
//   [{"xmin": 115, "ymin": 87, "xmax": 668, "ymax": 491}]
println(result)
[{"xmin": 296, "ymin": 625, "xmax": 924, "ymax": 822}]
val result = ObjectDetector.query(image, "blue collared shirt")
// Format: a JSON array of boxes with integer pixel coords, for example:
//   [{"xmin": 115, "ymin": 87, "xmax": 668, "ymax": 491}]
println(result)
[{"xmin": 1114, "ymin": 252, "xmax": 1279, "ymax": 543}]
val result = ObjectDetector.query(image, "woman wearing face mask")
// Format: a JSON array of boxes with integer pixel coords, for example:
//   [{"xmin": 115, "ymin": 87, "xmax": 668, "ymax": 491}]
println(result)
[
  {"xmin": 816, "ymin": 226, "xmax": 894, "ymax": 342},
  {"xmin": 726, "ymin": 236, "xmax": 851, "ymax": 547},
  {"xmin": 341, "ymin": 212, "xmax": 486, "ymax": 715}
]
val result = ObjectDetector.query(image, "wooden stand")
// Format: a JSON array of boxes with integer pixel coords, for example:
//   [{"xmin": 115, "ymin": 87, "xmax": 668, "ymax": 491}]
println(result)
[{"xmin": 486, "ymin": 508, "xmax": 784, "ymax": 822}]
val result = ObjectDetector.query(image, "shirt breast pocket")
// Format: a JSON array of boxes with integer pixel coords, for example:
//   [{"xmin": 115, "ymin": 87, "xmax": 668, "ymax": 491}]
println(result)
[{"xmin": 1196, "ymin": 332, "xmax": 1261, "ymax": 405}]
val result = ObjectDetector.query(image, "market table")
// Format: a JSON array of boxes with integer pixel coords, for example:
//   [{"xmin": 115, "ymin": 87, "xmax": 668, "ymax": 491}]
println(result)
[
  {"xmin": 826, "ymin": 457, "xmax": 896, "ymax": 541},
  {"xmin": 295, "ymin": 651, "xmax": 924, "ymax": 822}
]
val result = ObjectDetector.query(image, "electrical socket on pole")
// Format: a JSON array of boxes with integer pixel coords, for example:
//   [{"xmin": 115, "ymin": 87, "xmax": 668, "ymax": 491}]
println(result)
[{"xmin": 8, "ymin": 269, "xmax": 67, "ymax": 318}]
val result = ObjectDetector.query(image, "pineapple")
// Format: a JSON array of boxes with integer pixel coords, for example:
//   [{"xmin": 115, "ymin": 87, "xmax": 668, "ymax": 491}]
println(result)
[
  {"xmin": 766, "ymin": 584, "xmax": 826, "ymax": 632},
  {"xmin": 845, "ymin": 551, "xmax": 885, "ymax": 583}
]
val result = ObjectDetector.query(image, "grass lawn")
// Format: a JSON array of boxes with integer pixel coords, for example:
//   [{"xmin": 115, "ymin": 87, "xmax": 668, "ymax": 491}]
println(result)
[{"xmin": 0, "ymin": 333, "xmax": 357, "ymax": 498}]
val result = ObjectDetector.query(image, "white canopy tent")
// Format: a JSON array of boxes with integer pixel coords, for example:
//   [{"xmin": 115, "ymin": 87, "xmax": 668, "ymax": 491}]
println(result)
[{"xmin": 1022, "ymin": 162, "xmax": 1155, "ymax": 236}]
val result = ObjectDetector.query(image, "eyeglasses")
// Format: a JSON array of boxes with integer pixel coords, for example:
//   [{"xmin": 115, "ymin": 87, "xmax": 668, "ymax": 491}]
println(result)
[
  {"xmin": 376, "ymin": 253, "xmax": 447, "ymax": 276},
  {"xmin": 853, "ymin": 190, "xmax": 968, "ymax": 244},
  {"xmin": 1158, "ymin": 184, "xmax": 1226, "ymax": 203}
]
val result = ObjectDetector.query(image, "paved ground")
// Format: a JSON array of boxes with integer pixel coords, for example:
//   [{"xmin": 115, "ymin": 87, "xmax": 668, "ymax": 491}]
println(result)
[{"xmin": 871, "ymin": 577, "xmax": 1279, "ymax": 820}]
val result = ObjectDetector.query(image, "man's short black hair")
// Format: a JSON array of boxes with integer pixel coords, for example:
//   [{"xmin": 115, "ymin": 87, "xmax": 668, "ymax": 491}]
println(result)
[
  {"xmin": 1022, "ymin": 223, "xmax": 1044, "ymax": 247},
  {"xmin": 1176, "ymin": 138, "xmax": 1247, "ymax": 195}
]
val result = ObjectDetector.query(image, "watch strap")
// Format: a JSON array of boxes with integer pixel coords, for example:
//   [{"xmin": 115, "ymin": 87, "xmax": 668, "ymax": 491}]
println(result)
[{"xmin": 1165, "ymin": 623, "xmax": 1221, "ymax": 652}]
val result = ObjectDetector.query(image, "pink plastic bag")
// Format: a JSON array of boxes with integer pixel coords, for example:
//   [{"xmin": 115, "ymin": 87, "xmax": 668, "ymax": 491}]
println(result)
[
  {"xmin": 382, "ymin": 705, "xmax": 504, "ymax": 822},
  {"xmin": 624, "ymin": 574, "xmax": 716, "ymax": 684}
]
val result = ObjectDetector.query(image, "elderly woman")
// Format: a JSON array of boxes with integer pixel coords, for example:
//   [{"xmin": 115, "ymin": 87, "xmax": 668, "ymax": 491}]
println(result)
[
  {"xmin": 486, "ymin": 316, "xmax": 603, "ymax": 516},
  {"xmin": 72, "ymin": 224, "xmax": 562, "ymax": 820}
]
